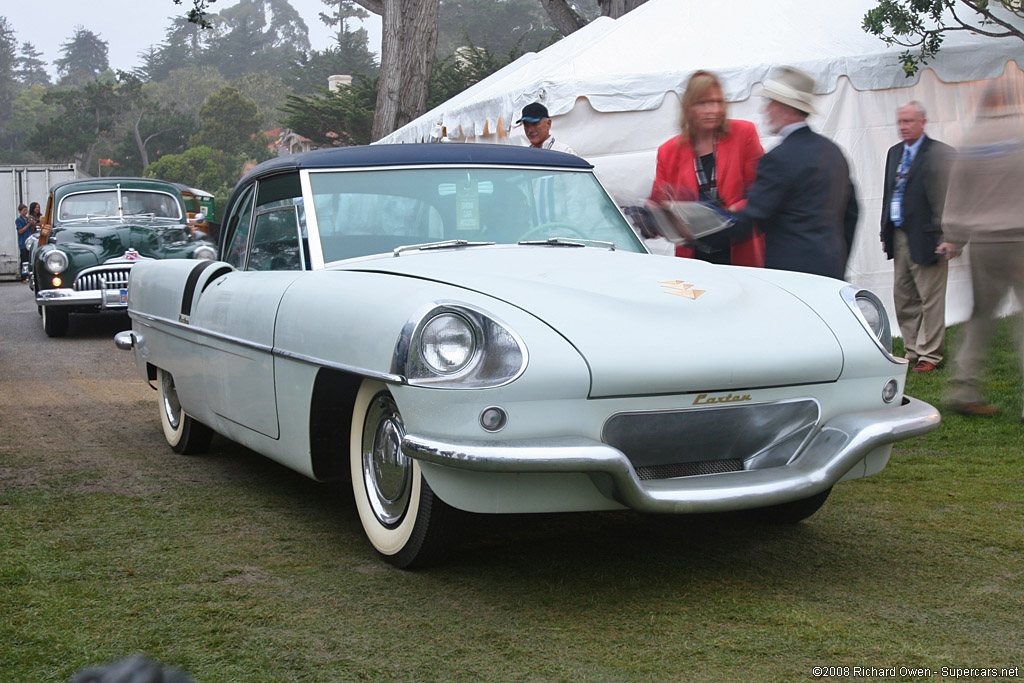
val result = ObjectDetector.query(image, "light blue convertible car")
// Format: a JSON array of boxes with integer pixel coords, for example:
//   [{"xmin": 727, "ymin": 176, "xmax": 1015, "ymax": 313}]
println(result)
[{"xmin": 116, "ymin": 144, "xmax": 939, "ymax": 567}]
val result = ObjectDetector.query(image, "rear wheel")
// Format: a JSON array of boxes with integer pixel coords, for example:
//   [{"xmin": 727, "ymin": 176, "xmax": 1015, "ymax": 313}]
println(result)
[
  {"xmin": 350, "ymin": 379, "xmax": 452, "ymax": 568},
  {"xmin": 157, "ymin": 368, "xmax": 213, "ymax": 455},
  {"xmin": 748, "ymin": 487, "xmax": 832, "ymax": 524},
  {"xmin": 42, "ymin": 306, "xmax": 69, "ymax": 337}
]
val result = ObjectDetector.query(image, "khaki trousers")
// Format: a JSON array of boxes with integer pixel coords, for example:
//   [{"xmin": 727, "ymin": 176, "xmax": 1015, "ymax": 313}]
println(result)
[
  {"xmin": 892, "ymin": 228, "xmax": 948, "ymax": 364},
  {"xmin": 948, "ymin": 241, "xmax": 1024, "ymax": 405}
]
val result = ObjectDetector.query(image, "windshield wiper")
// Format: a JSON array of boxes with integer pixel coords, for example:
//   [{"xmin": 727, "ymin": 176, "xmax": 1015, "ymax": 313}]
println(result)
[
  {"xmin": 393, "ymin": 239, "xmax": 495, "ymax": 256},
  {"xmin": 517, "ymin": 237, "xmax": 616, "ymax": 250}
]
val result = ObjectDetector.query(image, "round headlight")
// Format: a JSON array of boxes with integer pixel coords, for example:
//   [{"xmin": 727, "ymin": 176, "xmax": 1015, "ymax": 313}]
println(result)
[
  {"xmin": 851, "ymin": 296, "xmax": 884, "ymax": 339},
  {"xmin": 856, "ymin": 295, "xmax": 885, "ymax": 340},
  {"xmin": 44, "ymin": 249, "xmax": 68, "ymax": 274},
  {"xmin": 24, "ymin": 235, "xmax": 37, "ymax": 252},
  {"xmin": 420, "ymin": 313, "xmax": 477, "ymax": 374},
  {"xmin": 193, "ymin": 245, "xmax": 217, "ymax": 261}
]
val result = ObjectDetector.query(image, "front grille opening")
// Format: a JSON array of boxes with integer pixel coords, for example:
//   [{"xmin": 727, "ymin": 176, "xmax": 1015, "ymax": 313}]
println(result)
[
  {"xmin": 603, "ymin": 399, "xmax": 820, "ymax": 482},
  {"xmin": 636, "ymin": 458, "xmax": 743, "ymax": 481},
  {"xmin": 74, "ymin": 268, "xmax": 132, "ymax": 291}
]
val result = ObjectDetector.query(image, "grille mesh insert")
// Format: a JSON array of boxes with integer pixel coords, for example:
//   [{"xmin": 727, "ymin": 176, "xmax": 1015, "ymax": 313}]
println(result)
[{"xmin": 635, "ymin": 458, "xmax": 744, "ymax": 481}]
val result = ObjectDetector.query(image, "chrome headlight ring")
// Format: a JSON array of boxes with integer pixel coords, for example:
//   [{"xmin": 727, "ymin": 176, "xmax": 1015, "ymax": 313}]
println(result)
[
  {"xmin": 393, "ymin": 302, "xmax": 528, "ymax": 389},
  {"xmin": 841, "ymin": 286, "xmax": 893, "ymax": 355},
  {"xmin": 192, "ymin": 244, "xmax": 217, "ymax": 261},
  {"xmin": 43, "ymin": 248, "xmax": 69, "ymax": 274}
]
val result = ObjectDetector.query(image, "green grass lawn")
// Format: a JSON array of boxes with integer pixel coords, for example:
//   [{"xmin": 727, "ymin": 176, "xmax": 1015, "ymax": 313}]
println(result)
[{"xmin": 2, "ymin": 320, "xmax": 1023, "ymax": 682}]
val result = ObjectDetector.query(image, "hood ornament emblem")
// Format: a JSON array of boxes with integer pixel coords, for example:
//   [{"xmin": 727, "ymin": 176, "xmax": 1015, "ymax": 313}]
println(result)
[
  {"xmin": 659, "ymin": 280, "xmax": 706, "ymax": 300},
  {"xmin": 123, "ymin": 248, "xmax": 141, "ymax": 261}
]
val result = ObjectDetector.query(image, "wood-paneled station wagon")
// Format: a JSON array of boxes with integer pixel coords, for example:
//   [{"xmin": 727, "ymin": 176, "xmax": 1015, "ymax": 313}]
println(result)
[{"xmin": 115, "ymin": 144, "xmax": 939, "ymax": 567}]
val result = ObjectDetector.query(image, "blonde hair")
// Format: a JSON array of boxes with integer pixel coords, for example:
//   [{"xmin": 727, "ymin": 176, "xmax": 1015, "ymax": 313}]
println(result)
[{"xmin": 680, "ymin": 70, "xmax": 730, "ymax": 139}]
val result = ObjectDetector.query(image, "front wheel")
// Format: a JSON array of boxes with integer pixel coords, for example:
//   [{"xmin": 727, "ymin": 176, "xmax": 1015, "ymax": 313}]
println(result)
[
  {"xmin": 350, "ymin": 380, "xmax": 453, "ymax": 568},
  {"xmin": 42, "ymin": 306, "xmax": 69, "ymax": 337},
  {"xmin": 157, "ymin": 368, "xmax": 213, "ymax": 455}
]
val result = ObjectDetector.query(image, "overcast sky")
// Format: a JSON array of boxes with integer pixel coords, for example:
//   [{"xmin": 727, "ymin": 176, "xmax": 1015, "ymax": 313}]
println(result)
[{"xmin": 4, "ymin": 0, "xmax": 382, "ymax": 78}]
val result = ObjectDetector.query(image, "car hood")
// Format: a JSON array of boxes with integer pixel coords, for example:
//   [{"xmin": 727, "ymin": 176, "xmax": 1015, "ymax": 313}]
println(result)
[
  {"xmin": 52, "ymin": 221, "xmax": 198, "ymax": 263},
  {"xmin": 344, "ymin": 246, "xmax": 844, "ymax": 397}
]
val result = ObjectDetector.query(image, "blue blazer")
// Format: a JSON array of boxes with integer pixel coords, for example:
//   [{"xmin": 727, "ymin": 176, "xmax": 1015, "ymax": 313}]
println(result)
[
  {"xmin": 880, "ymin": 135, "xmax": 952, "ymax": 266},
  {"xmin": 739, "ymin": 126, "xmax": 859, "ymax": 280}
]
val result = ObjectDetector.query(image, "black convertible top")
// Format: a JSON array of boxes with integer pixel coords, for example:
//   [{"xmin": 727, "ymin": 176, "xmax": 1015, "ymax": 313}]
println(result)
[{"xmin": 241, "ymin": 142, "xmax": 592, "ymax": 183}]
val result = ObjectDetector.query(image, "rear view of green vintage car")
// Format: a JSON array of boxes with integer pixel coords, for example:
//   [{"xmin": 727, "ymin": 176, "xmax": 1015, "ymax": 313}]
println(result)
[{"xmin": 30, "ymin": 177, "xmax": 217, "ymax": 337}]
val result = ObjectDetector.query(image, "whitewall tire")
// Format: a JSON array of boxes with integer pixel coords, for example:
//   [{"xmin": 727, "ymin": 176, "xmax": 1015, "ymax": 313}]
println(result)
[
  {"xmin": 157, "ymin": 368, "xmax": 213, "ymax": 455},
  {"xmin": 350, "ymin": 379, "xmax": 452, "ymax": 568}
]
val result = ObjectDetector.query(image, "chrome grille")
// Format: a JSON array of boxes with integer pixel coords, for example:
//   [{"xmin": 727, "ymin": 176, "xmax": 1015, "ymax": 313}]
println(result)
[
  {"xmin": 603, "ymin": 399, "xmax": 820, "ymax": 480},
  {"xmin": 74, "ymin": 267, "xmax": 132, "ymax": 291}
]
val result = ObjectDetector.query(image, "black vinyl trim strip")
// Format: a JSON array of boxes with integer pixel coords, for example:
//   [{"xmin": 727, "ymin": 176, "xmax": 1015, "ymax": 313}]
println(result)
[{"xmin": 181, "ymin": 260, "xmax": 218, "ymax": 317}]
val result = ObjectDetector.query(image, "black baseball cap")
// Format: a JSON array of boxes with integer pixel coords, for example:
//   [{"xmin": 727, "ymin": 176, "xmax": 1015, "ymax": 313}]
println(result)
[{"xmin": 516, "ymin": 102, "xmax": 549, "ymax": 123}]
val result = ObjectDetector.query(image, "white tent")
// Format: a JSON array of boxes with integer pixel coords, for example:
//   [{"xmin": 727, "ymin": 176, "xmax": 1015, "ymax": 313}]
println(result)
[{"xmin": 380, "ymin": 0, "xmax": 1024, "ymax": 327}]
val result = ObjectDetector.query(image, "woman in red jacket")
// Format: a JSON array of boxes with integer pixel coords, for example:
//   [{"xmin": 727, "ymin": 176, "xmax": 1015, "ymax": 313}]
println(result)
[{"xmin": 650, "ymin": 70, "xmax": 765, "ymax": 266}]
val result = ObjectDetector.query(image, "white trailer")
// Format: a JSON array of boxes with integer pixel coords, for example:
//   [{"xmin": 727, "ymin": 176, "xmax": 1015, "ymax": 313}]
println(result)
[{"xmin": 1, "ymin": 164, "xmax": 78, "ymax": 280}]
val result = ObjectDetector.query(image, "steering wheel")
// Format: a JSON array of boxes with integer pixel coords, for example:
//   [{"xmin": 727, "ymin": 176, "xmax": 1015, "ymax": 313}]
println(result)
[{"xmin": 518, "ymin": 222, "xmax": 588, "ymax": 242}]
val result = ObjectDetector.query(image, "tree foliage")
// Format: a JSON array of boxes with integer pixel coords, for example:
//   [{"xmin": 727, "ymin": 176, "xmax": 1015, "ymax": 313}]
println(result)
[
  {"xmin": 436, "ymin": 0, "xmax": 559, "ymax": 57},
  {"xmin": 147, "ymin": 66, "xmax": 228, "ymax": 118},
  {"xmin": 280, "ymin": 76, "xmax": 377, "ymax": 146},
  {"xmin": 16, "ymin": 42, "xmax": 50, "ymax": 87},
  {"xmin": 233, "ymin": 71, "xmax": 293, "ymax": 129},
  {"xmin": 0, "ymin": 17, "xmax": 18, "ymax": 153},
  {"xmin": 55, "ymin": 26, "xmax": 110, "ymax": 85},
  {"xmin": 863, "ymin": 0, "xmax": 1024, "ymax": 75},
  {"xmin": 28, "ymin": 80, "xmax": 119, "ymax": 171},
  {"xmin": 191, "ymin": 85, "xmax": 264, "ymax": 156},
  {"xmin": 144, "ymin": 145, "xmax": 237, "ymax": 195}
]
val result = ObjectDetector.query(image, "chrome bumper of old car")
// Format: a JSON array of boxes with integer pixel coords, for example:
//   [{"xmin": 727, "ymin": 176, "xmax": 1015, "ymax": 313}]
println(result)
[
  {"xmin": 36, "ymin": 286, "xmax": 129, "ymax": 309},
  {"xmin": 401, "ymin": 396, "xmax": 940, "ymax": 513}
]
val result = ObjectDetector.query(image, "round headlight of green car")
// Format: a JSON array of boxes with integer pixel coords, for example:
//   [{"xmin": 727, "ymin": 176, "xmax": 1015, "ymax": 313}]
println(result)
[
  {"xmin": 44, "ymin": 249, "xmax": 69, "ymax": 274},
  {"xmin": 193, "ymin": 245, "xmax": 217, "ymax": 261},
  {"xmin": 419, "ymin": 312, "xmax": 478, "ymax": 374}
]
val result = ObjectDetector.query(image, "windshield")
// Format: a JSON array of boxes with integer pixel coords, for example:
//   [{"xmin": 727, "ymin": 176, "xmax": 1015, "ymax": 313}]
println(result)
[
  {"xmin": 58, "ymin": 189, "xmax": 183, "ymax": 221},
  {"xmin": 307, "ymin": 166, "xmax": 645, "ymax": 263}
]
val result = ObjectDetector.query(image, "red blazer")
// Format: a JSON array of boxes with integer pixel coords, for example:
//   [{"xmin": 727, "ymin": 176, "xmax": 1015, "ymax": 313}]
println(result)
[{"xmin": 650, "ymin": 118, "xmax": 765, "ymax": 266}]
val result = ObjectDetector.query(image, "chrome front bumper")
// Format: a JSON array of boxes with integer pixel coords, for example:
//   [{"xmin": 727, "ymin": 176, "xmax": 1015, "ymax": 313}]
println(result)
[
  {"xmin": 37, "ymin": 287, "xmax": 128, "ymax": 309},
  {"xmin": 402, "ymin": 396, "xmax": 940, "ymax": 513}
]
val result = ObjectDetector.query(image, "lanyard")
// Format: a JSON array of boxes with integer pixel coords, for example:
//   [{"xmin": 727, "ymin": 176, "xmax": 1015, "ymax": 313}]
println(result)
[{"xmin": 693, "ymin": 138, "xmax": 719, "ymax": 205}]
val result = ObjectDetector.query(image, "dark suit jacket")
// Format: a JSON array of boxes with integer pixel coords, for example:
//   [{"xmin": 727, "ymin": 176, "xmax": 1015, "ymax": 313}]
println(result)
[
  {"xmin": 880, "ymin": 135, "xmax": 952, "ymax": 265},
  {"xmin": 738, "ymin": 125, "xmax": 858, "ymax": 279}
]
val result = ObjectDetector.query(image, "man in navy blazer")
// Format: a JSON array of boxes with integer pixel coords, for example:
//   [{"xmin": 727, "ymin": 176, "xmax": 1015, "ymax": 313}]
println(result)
[
  {"xmin": 881, "ymin": 101, "xmax": 953, "ymax": 373},
  {"xmin": 736, "ymin": 66, "xmax": 858, "ymax": 280}
]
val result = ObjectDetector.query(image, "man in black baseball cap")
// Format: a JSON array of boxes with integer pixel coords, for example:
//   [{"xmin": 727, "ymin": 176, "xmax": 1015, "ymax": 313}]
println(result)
[{"xmin": 516, "ymin": 102, "xmax": 575, "ymax": 154}]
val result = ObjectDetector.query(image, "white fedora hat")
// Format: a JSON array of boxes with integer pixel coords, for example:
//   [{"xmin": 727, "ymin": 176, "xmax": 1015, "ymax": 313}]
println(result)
[{"xmin": 762, "ymin": 66, "xmax": 817, "ymax": 115}]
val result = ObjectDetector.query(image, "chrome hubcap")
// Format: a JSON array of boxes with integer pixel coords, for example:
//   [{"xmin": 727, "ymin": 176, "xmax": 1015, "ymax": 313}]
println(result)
[
  {"xmin": 361, "ymin": 393, "xmax": 412, "ymax": 527},
  {"xmin": 160, "ymin": 372, "xmax": 182, "ymax": 430}
]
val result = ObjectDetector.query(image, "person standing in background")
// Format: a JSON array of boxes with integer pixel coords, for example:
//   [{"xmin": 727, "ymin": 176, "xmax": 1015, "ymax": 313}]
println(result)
[
  {"xmin": 881, "ymin": 101, "xmax": 954, "ymax": 373},
  {"xmin": 516, "ymin": 103, "xmax": 576, "ymax": 154},
  {"xmin": 15, "ymin": 204, "xmax": 33, "ymax": 282},
  {"xmin": 649, "ymin": 69, "xmax": 765, "ymax": 266},
  {"xmin": 733, "ymin": 66, "xmax": 859, "ymax": 280},
  {"xmin": 937, "ymin": 82, "xmax": 1024, "ymax": 417}
]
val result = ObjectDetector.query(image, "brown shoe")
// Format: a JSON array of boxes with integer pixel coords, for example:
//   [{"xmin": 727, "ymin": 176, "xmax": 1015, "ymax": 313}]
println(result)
[
  {"xmin": 912, "ymin": 360, "xmax": 938, "ymax": 372},
  {"xmin": 949, "ymin": 401, "xmax": 999, "ymax": 416}
]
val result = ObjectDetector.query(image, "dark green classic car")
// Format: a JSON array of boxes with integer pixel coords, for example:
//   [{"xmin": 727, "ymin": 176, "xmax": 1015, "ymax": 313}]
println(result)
[{"xmin": 30, "ymin": 177, "xmax": 218, "ymax": 337}]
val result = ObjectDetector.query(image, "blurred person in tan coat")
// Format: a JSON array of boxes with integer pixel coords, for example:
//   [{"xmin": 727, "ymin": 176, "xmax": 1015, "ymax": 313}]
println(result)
[{"xmin": 937, "ymin": 82, "xmax": 1024, "ymax": 418}]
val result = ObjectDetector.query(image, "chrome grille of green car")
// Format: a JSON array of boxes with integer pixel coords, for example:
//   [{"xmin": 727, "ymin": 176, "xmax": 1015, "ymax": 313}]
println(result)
[
  {"xmin": 602, "ymin": 399, "xmax": 820, "ymax": 480},
  {"xmin": 74, "ymin": 267, "xmax": 132, "ymax": 292}
]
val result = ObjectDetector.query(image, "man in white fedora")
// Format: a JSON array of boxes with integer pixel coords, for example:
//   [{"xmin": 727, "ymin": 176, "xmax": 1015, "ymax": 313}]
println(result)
[{"xmin": 735, "ymin": 66, "xmax": 859, "ymax": 280}]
